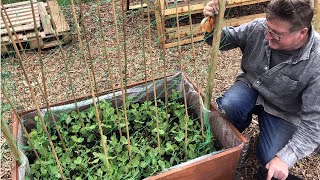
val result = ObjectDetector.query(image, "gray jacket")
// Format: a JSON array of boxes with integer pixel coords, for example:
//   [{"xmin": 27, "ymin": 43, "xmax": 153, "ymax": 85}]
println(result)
[{"xmin": 205, "ymin": 18, "xmax": 320, "ymax": 167}]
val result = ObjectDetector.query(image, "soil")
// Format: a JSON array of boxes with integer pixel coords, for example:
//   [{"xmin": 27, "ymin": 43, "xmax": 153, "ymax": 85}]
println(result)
[{"xmin": 1, "ymin": 1, "xmax": 319, "ymax": 179}]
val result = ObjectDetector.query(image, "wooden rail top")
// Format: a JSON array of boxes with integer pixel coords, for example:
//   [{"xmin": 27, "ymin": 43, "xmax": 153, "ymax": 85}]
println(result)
[{"xmin": 163, "ymin": 0, "xmax": 270, "ymax": 16}]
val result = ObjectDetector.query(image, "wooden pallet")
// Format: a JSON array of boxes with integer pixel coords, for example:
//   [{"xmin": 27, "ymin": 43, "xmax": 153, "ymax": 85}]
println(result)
[
  {"xmin": 154, "ymin": 0, "xmax": 271, "ymax": 49},
  {"xmin": 1, "ymin": 0, "xmax": 71, "ymax": 54}
]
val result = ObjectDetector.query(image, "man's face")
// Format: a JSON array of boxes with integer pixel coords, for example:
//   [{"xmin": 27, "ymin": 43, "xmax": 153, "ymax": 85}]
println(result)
[{"xmin": 264, "ymin": 19, "xmax": 306, "ymax": 51}]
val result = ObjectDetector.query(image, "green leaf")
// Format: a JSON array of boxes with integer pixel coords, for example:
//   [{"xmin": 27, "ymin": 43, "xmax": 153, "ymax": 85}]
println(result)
[
  {"xmin": 71, "ymin": 111, "xmax": 79, "ymax": 119},
  {"xmin": 65, "ymin": 116, "xmax": 72, "ymax": 124},
  {"xmin": 93, "ymin": 152, "xmax": 107, "ymax": 165},
  {"xmin": 87, "ymin": 134, "xmax": 95, "ymax": 142},
  {"xmin": 158, "ymin": 160, "xmax": 166, "ymax": 170},
  {"xmin": 80, "ymin": 112, "xmax": 87, "ymax": 118},
  {"xmin": 51, "ymin": 135, "xmax": 57, "ymax": 140},
  {"xmin": 132, "ymin": 103, "xmax": 139, "ymax": 109},
  {"xmin": 71, "ymin": 135, "xmax": 78, "ymax": 142},
  {"xmin": 120, "ymin": 136, "xmax": 128, "ymax": 144},
  {"xmin": 88, "ymin": 108, "xmax": 95, "ymax": 119},
  {"xmin": 91, "ymin": 158, "xmax": 99, "ymax": 164},
  {"xmin": 132, "ymin": 156, "xmax": 140, "ymax": 167},
  {"xmin": 71, "ymin": 124, "xmax": 81, "ymax": 133},
  {"xmin": 74, "ymin": 157, "xmax": 82, "ymax": 164},
  {"xmin": 174, "ymin": 131, "xmax": 185, "ymax": 142}
]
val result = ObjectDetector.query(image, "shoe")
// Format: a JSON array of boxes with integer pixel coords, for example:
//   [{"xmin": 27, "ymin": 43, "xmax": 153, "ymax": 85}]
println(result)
[{"xmin": 256, "ymin": 167, "xmax": 303, "ymax": 180}]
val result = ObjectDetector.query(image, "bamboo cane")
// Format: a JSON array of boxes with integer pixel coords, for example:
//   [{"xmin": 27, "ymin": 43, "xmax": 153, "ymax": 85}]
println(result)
[
  {"xmin": 204, "ymin": 1, "xmax": 227, "ymax": 112},
  {"xmin": 2, "ymin": 87, "xmax": 40, "ymax": 159},
  {"xmin": 79, "ymin": 1, "xmax": 98, "ymax": 94},
  {"xmin": 155, "ymin": 0, "xmax": 169, "ymax": 124},
  {"xmin": 69, "ymin": 0, "xmax": 110, "ymax": 167},
  {"xmin": 140, "ymin": 0, "xmax": 161, "ymax": 154},
  {"xmin": 121, "ymin": 0, "xmax": 129, "ymax": 94},
  {"xmin": 140, "ymin": 0, "xmax": 149, "ymax": 103},
  {"xmin": 1, "ymin": 9, "xmax": 65, "ymax": 180},
  {"xmin": 1, "ymin": 118, "xmax": 22, "ymax": 165},
  {"xmin": 29, "ymin": 0, "xmax": 67, "ymax": 151},
  {"xmin": 111, "ymin": 0, "xmax": 132, "ymax": 160},
  {"xmin": 174, "ymin": 0, "xmax": 190, "ymax": 160},
  {"xmin": 96, "ymin": 0, "xmax": 123, "ymax": 137},
  {"xmin": 187, "ymin": 0, "xmax": 205, "ymax": 140}
]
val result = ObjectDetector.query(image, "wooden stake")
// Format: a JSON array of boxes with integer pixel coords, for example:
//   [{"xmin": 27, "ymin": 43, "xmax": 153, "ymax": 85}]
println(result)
[
  {"xmin": 1, "ymin": 8, "xmax": 65, "ymax": 180},
  {"xmin": 70, "ymin": 0, "xmax": 110, "ymax": 167},
  {"xmin": 111, "ymin": 0, "xmax": 132, "ymax": 160}
]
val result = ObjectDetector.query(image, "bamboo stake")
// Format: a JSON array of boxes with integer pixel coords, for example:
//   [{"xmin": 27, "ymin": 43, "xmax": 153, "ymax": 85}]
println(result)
[
  {"xmin": 1, "ymin": 118, "xmax": 22, "ymax": 165},
  {"xmin": 69, "ymin": 0, "xmax": 110, "ymax": 167},
  {"xmin": 174, "ymin": 0, "xmax": 190, "ymax": 160},
  {"xmin": 142, "ymin": 0, "xmax": 161, "ymax": 154},
  {"xmin": 156, "ymin": 0, "xmax": 169, "ymax": 124},
  {"xmin": 140, "ymin": 0, "xmax": 149, "ymax": 103},
  {"xmin": 2, "ymin": 87, "xmax": 40, "ymax": 160},
  {"xmin": 96, "ymin": 0, "xmax": 123, "ymax": 137},
  {"xmin": 46, "ymin": 1, "xmax": 81, "ymax": 122},
  {"xmin": 187, "ymin": 0, "xmax": 205, "ymax": 140},
  {"xmin": 1, "ymin": 9, "xmax": 65, "ymax": 180},
  {"xmin": 111, "ymin": 0, "xmax": 132, "ymax": 160},
  {"xmin": 204, "ymin": 1, "xmax": 227, "ymax": 111},
  {"xmin": 79, "ymin": 1, "xmax": 98, "ymax": 94},
  {"xmin": 121, "ymin": 0, "xmax": 129, "ymax": 93},
  {"xmin": 29, "ymin": 0, "xmax": 67, "ymax": 151}
]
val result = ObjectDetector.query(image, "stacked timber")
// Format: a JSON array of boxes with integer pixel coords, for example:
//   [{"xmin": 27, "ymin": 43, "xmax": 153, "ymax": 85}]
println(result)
[{"xmin": 1, "ymin": 0, "xmax": 71, "ymax": 54}]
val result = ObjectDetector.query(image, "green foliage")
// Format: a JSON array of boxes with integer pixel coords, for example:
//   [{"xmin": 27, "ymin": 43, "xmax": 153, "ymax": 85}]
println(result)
[{"xmin": 26, "ymin": 90, "xmax": 215, "ymax": 179}]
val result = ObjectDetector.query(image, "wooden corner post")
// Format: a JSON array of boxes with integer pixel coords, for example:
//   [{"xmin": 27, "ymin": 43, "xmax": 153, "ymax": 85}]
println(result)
[{"xmin": 155, "ymin": 0, "xmax": 166, "ymax": 49}]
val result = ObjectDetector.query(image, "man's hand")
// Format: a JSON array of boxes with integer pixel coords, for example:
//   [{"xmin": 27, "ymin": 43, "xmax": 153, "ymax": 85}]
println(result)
[
  {"xmin": 266, "ymin": 156, "xmax": 289, "ymax": 180},
  {"xmin": 203, "ymin": 0, "xmax": 220, "ymax": 17}
]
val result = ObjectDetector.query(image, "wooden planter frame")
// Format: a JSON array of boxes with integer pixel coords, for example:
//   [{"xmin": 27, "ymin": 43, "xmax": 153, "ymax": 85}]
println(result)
[{"xmin": 12, "ymin": 72, "xmax": 248, "ymax": 180}]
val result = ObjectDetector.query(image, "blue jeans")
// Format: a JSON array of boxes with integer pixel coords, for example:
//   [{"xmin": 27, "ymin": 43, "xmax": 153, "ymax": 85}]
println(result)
[{"xmin": 216, "ymin": 81, "xmax": 297, "ymax": 165}]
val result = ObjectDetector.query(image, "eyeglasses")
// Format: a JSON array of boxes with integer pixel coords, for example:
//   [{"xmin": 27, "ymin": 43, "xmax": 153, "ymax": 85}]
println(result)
[{"xmin": 261, "ymin": 22, "xmax": 283, "ymax": 41}]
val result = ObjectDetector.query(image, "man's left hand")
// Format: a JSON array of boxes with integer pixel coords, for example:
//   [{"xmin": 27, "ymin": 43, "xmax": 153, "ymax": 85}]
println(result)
[{"xmin": 266, "ymin": 156, "xmax": 289, "ymax": 180}]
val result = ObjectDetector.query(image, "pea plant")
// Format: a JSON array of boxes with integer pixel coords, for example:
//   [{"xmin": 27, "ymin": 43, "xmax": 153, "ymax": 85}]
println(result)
[{"xmin": 25, "ymin": 90, "xmax": 216, "ymax": 179}]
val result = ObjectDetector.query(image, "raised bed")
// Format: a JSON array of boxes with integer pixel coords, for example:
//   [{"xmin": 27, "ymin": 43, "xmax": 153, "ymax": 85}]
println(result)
[{"xmin": 12, "ymin": 72, "xmax": 248, "ymax": 180}]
